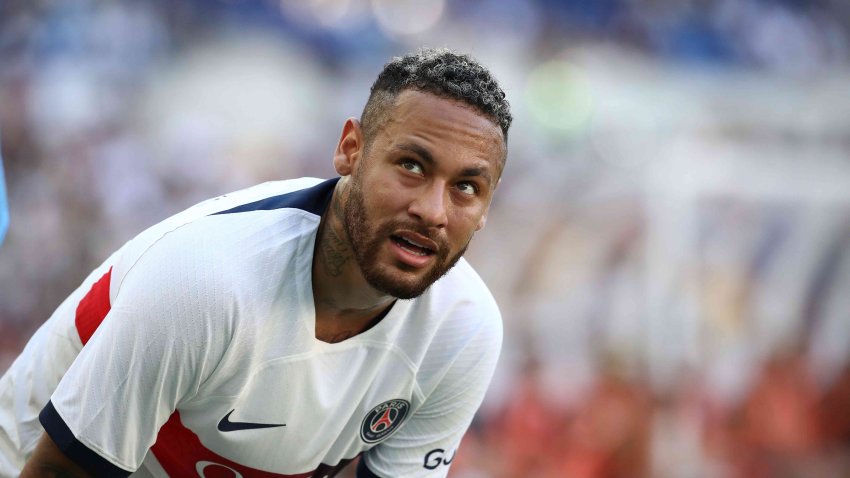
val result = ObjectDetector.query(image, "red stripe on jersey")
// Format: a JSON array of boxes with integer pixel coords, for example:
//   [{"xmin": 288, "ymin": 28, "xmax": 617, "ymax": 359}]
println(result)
[
  {"xmin": 151, "ymin": 412, "xmax": 355, "ymax": 477},
  {"xmin": 74, "ymin": 268, "xmax": 113, "ymax": 345},
  {"xmin": 74, "ymin": 268, "xmax": 356, "ymax": 477}
]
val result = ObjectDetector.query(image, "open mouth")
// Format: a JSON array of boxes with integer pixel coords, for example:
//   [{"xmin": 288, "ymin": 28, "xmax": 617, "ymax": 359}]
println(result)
[{"xmin": 391, "ymin": 235, "xmax": 435, "ymax": 257}]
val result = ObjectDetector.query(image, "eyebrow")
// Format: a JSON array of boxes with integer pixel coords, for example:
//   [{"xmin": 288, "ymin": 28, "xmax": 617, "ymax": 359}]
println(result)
[
  {"xmin": 397, "ymin": 143, "xmax": 434, "ymax": 165},
  {"xmin": 396, "ymin": 143, "xmax": 494, "ymax": 186}
]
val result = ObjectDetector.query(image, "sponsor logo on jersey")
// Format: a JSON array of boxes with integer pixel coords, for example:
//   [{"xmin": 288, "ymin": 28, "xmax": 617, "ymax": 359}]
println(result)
[
  {"xmin": 196, "ymin": 461, "xmax": 244, "ymax": 478},
  {"xmin": 423, "ymin": 448, "xmax": 456, "ymax": 469},
  {"xmin": 360, "ymin": 399, "xmax": 410, "ymax": 443},
  {"xmin": 217, "ymin": 409, "xmax": 286, "ymax": 432}
]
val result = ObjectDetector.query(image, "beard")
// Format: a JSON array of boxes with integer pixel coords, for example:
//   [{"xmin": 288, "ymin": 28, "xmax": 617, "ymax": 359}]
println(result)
[{"xmin": 342, "ymin": 178, "xmax": 471, "ymax": 300}]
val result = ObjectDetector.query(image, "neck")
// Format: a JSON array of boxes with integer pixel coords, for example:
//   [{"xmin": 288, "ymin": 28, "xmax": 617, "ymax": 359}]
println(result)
[{"xmin": 311, "ymin": 179, "xmax": 394, "ymax": 323}]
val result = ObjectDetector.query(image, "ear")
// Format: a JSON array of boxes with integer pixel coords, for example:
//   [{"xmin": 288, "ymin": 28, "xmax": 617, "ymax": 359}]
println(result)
[
  {"xmin": 475, "ymin": 178, "xmax": 500, "ymax": 231},
  {"xmin": 476, "ymin": 210, "xmax": 489, "ymax": 231},
  {"xmin": 333, "ymin": 118, "xmax": 364, "ymax": 176}
]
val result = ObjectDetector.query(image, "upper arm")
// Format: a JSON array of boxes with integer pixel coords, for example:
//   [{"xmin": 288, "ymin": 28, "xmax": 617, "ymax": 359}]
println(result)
[
  {"xmin": 38, "ymin": 238, "xmax": 230, "ymax": 475},
  {"xmin": 21, "ymin": 433, "xmax": 92, "ymax": 478}
]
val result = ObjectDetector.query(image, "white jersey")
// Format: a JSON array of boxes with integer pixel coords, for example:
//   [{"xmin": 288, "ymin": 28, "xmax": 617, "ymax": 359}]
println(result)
[{"xmin": 0, "ymin": 177, "xmax": 502, "ymax": 477}]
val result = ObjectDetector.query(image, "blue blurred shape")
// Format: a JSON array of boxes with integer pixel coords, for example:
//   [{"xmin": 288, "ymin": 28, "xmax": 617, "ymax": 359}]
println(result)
[{"xmin": 0, "ymin": 149, "xmax": 7, "ymax": 246}]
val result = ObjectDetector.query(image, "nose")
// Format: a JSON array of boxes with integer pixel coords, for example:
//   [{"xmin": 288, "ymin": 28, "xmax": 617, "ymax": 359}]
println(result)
[{"xmin": 408, "ymin": 182, "xmax": 448, "ymax": 228}]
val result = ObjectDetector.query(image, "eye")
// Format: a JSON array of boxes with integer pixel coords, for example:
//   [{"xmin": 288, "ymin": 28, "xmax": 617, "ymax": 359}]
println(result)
[
  {"xmin": 400, "ymin": 159, "xmax": 423, "ymax": 175},
  {"xmin": 457, "ymin": 181, "xmax": 479, "ymax": 196}
]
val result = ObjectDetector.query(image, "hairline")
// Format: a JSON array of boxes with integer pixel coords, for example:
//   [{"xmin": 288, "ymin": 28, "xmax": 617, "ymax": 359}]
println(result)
[{"xmin": 361, "ymin": 87, "xmax": 508, "ymax": 168}]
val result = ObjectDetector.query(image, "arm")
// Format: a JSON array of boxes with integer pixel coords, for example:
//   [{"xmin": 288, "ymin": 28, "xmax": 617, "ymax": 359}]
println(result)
[
  {"xmin": 356, "ymin": 457, "xmax": 382, "ymax": 478},
  {"xmin": 33, "ymin": 233, "xmax": 228, "ymax": 476},
  {"xmin": 20, "ymin": 434, "xmax": 91, "ymax": 478}
]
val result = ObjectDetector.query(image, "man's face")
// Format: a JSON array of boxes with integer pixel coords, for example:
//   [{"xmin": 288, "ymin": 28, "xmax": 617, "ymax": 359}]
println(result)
[{"xmin": 341, "ymin": 90, "xmax": 505, "ymax": 299}]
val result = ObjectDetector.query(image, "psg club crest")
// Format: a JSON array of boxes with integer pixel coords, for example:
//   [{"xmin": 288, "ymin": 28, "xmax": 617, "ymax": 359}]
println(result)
[{"xmin": 360, "ymin": 399, "xmax": 410, "ymax": 443}]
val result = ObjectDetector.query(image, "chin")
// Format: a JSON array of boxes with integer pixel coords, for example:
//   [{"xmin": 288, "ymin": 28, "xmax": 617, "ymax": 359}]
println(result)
[{"xmin": 363, "ymin": 264, "xmax": 439, "ymax": 300}]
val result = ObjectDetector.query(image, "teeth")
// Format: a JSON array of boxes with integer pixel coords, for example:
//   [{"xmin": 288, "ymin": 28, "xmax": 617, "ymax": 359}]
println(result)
[
  {"xmin": 396, "ymin": 237, "xmax": 431, "ymax": 256},
  {"xmin": 404, "ymin": 237, "xmax": 427, "ymax": 248},
  {"xmin": 400, "ymin": 244, "xmax": 428, "ymax": 256},
  {"xmin": 400, "ymin": 236, "xmax": 430, "ymax": 251}
]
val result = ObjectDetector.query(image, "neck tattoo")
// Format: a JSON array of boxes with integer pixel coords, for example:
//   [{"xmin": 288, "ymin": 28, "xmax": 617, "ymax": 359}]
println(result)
[{"xmin": 318, "ymin": 191, "xmax": 353, "ymax": 277}]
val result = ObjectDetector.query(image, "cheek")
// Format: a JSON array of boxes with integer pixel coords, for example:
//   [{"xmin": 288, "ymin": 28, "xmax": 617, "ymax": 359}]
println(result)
[
  {"xmin": 362, "ymin": 184, "xmax": 410, "ymax": 218},
  {"xmin": 375, "ymin": 175, "xmax": 421, "ymax": 209},
  {"xmin": 357, "ymin": 173, "xmax": 392, "ymax": 206},
  {"xmin": 447, "ymin": 209, "xmax": 485, "ymax": 240}
]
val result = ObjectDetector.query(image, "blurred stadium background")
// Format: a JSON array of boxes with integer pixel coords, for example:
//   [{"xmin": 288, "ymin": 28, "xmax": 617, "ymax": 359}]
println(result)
[{"xmin": 2, "ymin": 0, "xmax": 850, "ymax": 476}]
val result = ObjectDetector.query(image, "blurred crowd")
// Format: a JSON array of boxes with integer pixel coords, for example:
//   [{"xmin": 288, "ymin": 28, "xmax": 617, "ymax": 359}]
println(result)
[
  {"xmin": 448, "ymin": 348, "xmax": 850, "ymax": 478},
  {"xmin": 2, "ymin": 1, "xmax": 850, "ymax": 477}
]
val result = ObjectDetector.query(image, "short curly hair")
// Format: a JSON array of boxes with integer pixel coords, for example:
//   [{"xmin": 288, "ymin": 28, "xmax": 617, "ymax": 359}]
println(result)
[{"xmin": 361, "ymin": 48, "xmax": 512, "ymax": 155}]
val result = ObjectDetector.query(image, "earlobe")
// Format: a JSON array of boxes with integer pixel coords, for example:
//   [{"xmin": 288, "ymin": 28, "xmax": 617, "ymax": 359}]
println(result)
[
  {"xmin": 476, "ymin": 180, "xmax": 499, "ymax": 231},
  {"xmin": 476, "ymin": 213, "xmax": 488, "ymax": 231},
  {"xmin": 333, "ymin": 118, "xmax": 364, "ymax": 177}
]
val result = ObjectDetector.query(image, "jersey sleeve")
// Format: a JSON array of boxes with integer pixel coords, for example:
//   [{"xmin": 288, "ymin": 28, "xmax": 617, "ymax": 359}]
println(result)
[
  {"xmin": 360, "ymin": 302, "xmax": 503, "ymax": 478},
  {"xmin": 39, "ymin": 236, "xmax": 231, "ymax": 476}
]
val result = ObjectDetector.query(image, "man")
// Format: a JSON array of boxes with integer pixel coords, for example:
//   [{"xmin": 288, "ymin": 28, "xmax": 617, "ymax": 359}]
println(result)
[{"xmin": 0, "ymin": 48, "xmax": 511, "ymax": 477}]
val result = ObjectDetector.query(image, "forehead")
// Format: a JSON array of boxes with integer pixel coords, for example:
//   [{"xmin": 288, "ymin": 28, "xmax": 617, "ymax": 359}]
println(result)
[{"xmin": 378, "ymin": 90, "xmax": 505, "ymax": 171}]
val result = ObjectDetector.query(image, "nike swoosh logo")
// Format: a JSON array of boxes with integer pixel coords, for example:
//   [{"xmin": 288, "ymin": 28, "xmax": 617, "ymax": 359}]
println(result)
[{"xmin": 218, "ymin": 409, "xmax": 286, "ymax": 432}]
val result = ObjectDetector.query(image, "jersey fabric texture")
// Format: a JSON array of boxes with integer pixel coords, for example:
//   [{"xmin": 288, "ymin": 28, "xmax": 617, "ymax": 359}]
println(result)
[{"xmin": 0, "ymin": 177, "xmax": 502, "ymax": 478}]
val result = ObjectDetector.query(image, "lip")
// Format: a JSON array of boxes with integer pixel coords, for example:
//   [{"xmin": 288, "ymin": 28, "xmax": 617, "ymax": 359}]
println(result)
[
  {"xmin": 393, "ymin": 231, "xmax": 438, "ymax": 252},
  {"xmin": 389, "ymin": 236, "xmax": 435, "ymax": 269}
]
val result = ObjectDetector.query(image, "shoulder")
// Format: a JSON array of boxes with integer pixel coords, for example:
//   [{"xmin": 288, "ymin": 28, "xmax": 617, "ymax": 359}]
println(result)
[
  {"xmin": 394, "ymin": 259, "xmax": 503, "ymax": 409},
  {"xmin": 425, "ymin": 258, "xmax": 502, "ymax": 331},
  {"xmin": 110, "ymin": 178, "xmax": 333, "ymax": 283},
  {"xmin": 207, "ymin": 177, "xmax": 336, "ymax": 217},
  {"xmin": 103, "ymin": 178, "xmax": 334, "ymax": 312},
  {"xmin": 401, "ymin": 258, "xmax": 503, "ymax": 374}
]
